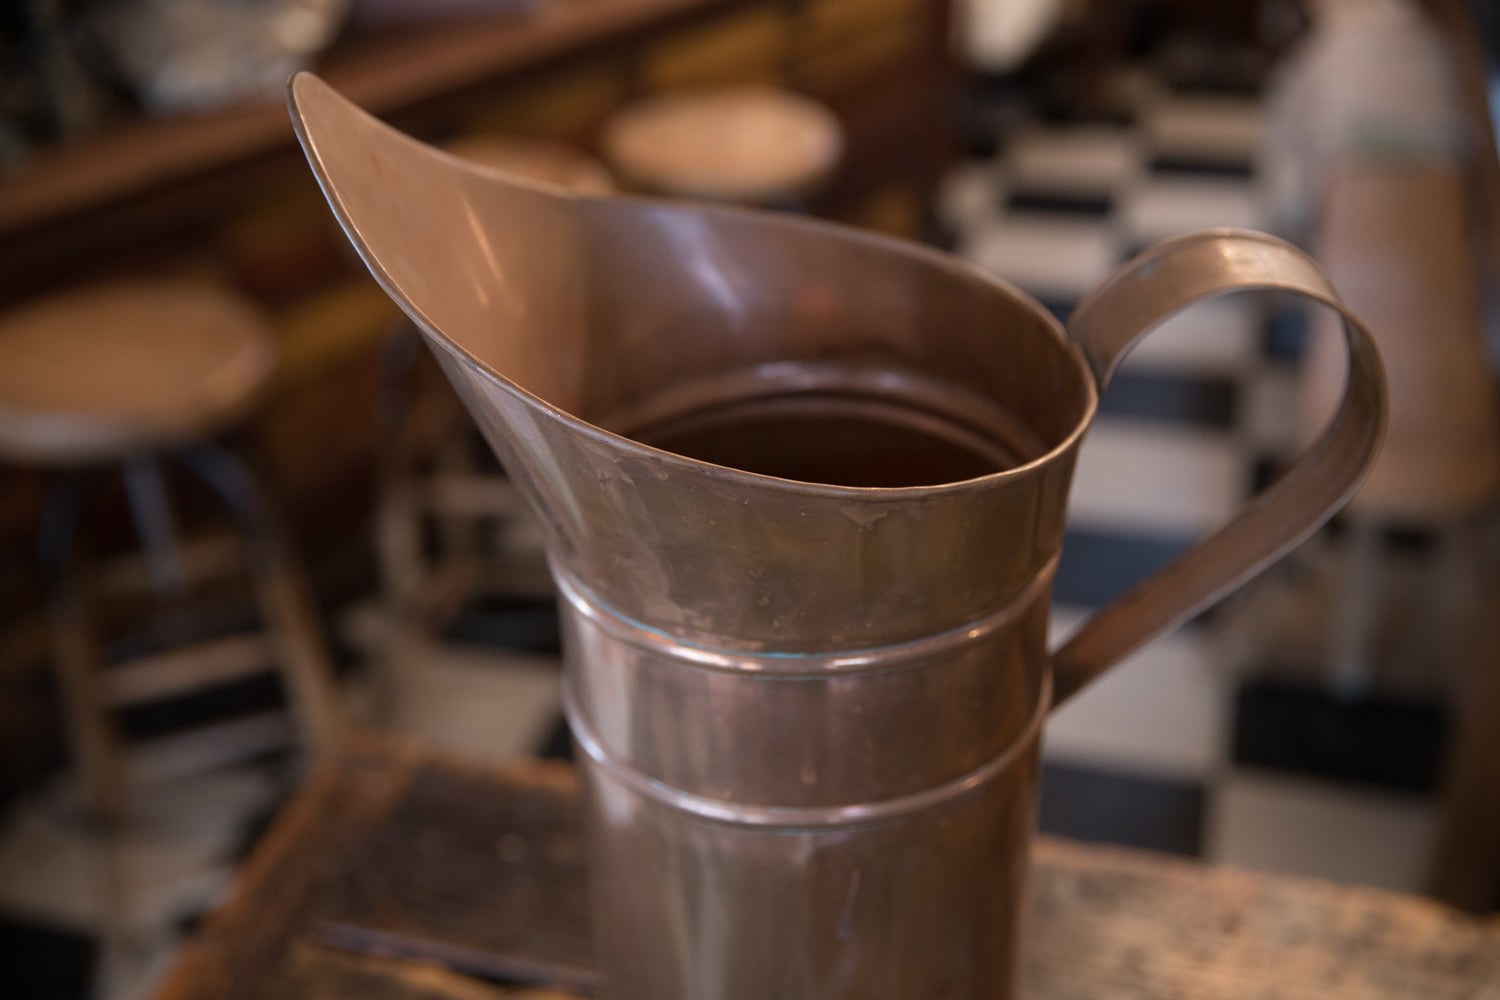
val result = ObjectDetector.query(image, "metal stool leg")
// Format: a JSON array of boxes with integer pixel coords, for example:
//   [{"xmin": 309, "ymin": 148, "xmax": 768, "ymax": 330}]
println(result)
[
  {"xmin": 176, "ymin": 444, "xmax": 345, "ymax": 755},
  {"xmin": 373, "ymin": 323, "xmax": 480, "ymax": 725},
  {"xmin": 39, "ymin": 471, "xmax": 124, "ymax": 820},
  {"xmin": 39, "ymin": 472, "xmax": 140, "ymax": 972},
  {"xmin": 376, "ymin": 324, "xmax": 431, "ymax": 617},
  {"xmin": 121, "ymin": 458, "xmax": 186, "ymax": 599}
]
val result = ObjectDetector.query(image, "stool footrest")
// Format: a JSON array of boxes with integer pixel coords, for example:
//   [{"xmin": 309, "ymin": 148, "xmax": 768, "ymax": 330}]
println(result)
[
  {"xmin": 126, "ymin": 711, "xmax": 296, "ymax": 788},
  {"xmin": 90, "ymin": 532, "xmax": 247, "ymax": 599},
  {"xmin": 104, "ymin": 633, "xmax": 274, "ymax": 707}
]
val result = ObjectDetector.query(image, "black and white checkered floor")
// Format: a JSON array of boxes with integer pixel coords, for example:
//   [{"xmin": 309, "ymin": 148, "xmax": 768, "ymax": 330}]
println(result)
[{"xmin": 942, "ymin": 66, "xmax": 1442, "ymax": 882}]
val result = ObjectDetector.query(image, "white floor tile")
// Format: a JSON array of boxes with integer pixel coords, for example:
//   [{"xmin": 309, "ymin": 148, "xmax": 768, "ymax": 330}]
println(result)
[
  {"xmin": 1045, "ymin": 605, "xmax": 1228, "ymax": 780},
  {"xmin": 1047, "ymin": 603, "xmax": 1090, "ymax": 647},
  {"xmin": 1120, "ymin": 177, "xmax": 1264, "ymax": 246},
  {"xmin": 1067, "ymin": 419, "xmax": 1245, "ymax": 536},
  {"xmin": 1142, "ymin": 96, "xmax": 1265, "ymax": 163},
  {"xmin": 963, "ymin": 216, "xmax": 1122, "ymax": 303},
  {"xmin": 936, "ymin": 160, "xmax": 1003, "ymax": 233},
  {"xmin": 388, "ymin": 641, "xmax": 562, "ymax": 764},
  {"xmin": 0, "ymin": 774, "xmax": 251, "ymax": 934},
  {"xmin": 339, "ymin": 598, "xmax": 563, "ymax": 761},
  {"xmin": 1005, "ymin": 127, "xmax": 1145, "ymax": 195},
  {"xmin": 1240, "ymin": 365, "xmax": 1305, "ymax": 454},
  {"xmin": 0, "ymin": 803, "xmax": 112, "ymax": 932},
  {"xmin": 1117, "ymin": 295, "xmax": 1261, "ymax": 375},
  {"xmin": 1207, "ymin": 769, "xmax": 1437, "ymax": 892}
]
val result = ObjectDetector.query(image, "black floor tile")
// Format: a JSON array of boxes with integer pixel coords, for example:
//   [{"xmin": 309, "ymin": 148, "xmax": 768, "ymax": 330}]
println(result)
[
  {"xmin": 1232, "ymin": 680, "xmax": 1448, "ymax": 794},
  {"xmin": 444, "ymin": 596, "xmax": 562, "ymax": 655},
  {"xmin": 1247, "ymin": 451, "xmax": 1286, "ymax": 496},
  {"xmin": 0, "ymin": 913, "xmax": 94, "ymax": 1000},
  {"xmin": 1006, "ymin": 191, "xmax": 1114, "ymax": 217},
  {"xmin": 1036, "ymin": 298, "xmax": 1078, "ymax": 324},
  {"xmin": 1099, "ymin": 371, "xmax": 1238, "ymax": 428},
  {"xmin": 1262, "ymin": 305, "xmax": 1308, "ymax": 362},
  {"xmin": 1380, "ymin": 525, "xmax": 1439, "ymax": 556},
  {"xmin": 1036, "ymin": 103, "xmax": 1136, "ymax": 129},
  {"xmin": 537, "ymin": 713, "xmax": 574, "ymax": 761},
  {"xmin": 1038, "ymin": 761, "xmax": 1205, "ymax": 856},
  {"xmin": 1162, "ymin": 69, "xmax": 1265, "ymax": 99},
  {"xmin": 0, "ymin": 663, "xmax": 68, "ymax": 816},
  {"xmin": 1149, "ymin": 155, "xmax": 1255, "ymax": 179},
  {"xmin": 116, "ymin": 672, "xmax": 286, "ymax": 741},
  {"xmin": 1054, "ymin": 529, "xmax": 1192, "ymax": 608},
  {"xmin": 1317, "ymin": 516, "xmax": 1441, "ymax": 554}
]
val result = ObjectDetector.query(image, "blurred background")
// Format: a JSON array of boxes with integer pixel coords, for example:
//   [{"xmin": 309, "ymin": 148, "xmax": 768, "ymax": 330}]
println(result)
[{"xmin": 1, "ymin": 0, "xmax": 1498, "ymax": 996}]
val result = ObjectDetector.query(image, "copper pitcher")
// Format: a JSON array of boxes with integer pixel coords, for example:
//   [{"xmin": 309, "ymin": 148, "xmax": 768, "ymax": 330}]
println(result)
[{"xmin": 289, "ymin": 74, "xmax": 1385, "ymax": 1000}]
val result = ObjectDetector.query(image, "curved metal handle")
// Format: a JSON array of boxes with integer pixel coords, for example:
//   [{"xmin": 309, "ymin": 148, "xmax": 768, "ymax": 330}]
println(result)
[{"xmin": 1051, "ymin": 229, "xmax": 1387, "ymax": 707}]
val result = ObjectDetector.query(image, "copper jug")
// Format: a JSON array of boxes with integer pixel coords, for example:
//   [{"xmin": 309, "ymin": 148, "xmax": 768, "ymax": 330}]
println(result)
[{"xmin": 289, "ymin": 74, "xmax": 1385, "ymax": 1000}]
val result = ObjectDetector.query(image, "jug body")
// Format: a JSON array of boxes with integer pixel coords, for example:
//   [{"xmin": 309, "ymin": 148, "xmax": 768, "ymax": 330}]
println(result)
[
  {"xmin": 425, "ymin": 226, "xmax": 1085, "ymax": 993},
  {"xmin": 560, "ymin": 565, "xmax": 1050, "ymax": 1000},
  {"xmin": 430, "ymin": 226, "xmax": 1087, "ymax": 991},
  {"xmin": 433, "ymin": 273, "xmax": 1081, "ymax": 997}
]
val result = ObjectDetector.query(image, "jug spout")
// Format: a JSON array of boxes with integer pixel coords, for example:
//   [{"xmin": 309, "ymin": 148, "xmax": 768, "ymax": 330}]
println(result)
[{"xmin": 289, "ymin": 72, "xmax": 1098, "ymax": 654}]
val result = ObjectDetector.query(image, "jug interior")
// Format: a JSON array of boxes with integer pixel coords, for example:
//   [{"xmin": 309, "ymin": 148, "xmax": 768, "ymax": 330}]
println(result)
[
  {"xmin": 606, "ymin": 362, "xmax": 1047, "ymax": 487},
  {"xmin": 284, "ymin": 78, "xmax": 1093, "ymax": 494},
  {"xmin": 569, "ymin": 201, "xmax": 1094, "ymax": 490}
]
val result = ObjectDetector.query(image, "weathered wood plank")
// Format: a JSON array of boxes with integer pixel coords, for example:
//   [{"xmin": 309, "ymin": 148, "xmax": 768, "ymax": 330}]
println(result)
[
  {"xmin": 302, "ymin": 753, "xmax": 590, "ymax": 980},
  {"xmin": 153, "ymin": 734, "xmax": 428, "ymax": 1000},
  {"xmin": 1025, "ymin": 839, "xmax": 1500, "ymax": 999},
  {"xmin": 260, "ymin": 944, "xmax": 577, "ymax": 1000},
  {"xmin": 152, "ymin": 737, "xmax": 1500, "ymax": 1000}
]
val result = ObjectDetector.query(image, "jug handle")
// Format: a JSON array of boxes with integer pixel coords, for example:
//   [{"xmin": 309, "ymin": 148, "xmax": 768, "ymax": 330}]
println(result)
[{"xmin": 1050, "ymin": 229, "xmax": 1386, "ymax": 707}]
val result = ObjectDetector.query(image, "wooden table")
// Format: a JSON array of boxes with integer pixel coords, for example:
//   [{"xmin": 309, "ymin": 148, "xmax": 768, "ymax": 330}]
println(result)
[{"xmin": 152, "ymin": 735, "xmax": 1500, "ymax": 999}]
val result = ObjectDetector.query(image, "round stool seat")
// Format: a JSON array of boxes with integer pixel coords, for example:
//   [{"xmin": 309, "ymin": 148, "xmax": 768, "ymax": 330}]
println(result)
[
  {"xmin": 0, "ymin": 282, "xmax": 276, "ymax": 466},
  {"xmin": 443, "ymin": 135, "xmax": 615, "ymax": 195},
  {"xmin": 1301, "ymin": 161, "xmax": 1500, "ymax": 522},
  {"xmin": 602, "ymin": 86, "xmax": 843, "ymax": 203}
]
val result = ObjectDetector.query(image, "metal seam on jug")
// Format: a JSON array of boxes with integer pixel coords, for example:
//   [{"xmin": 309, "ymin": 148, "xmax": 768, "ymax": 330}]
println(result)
[
  {"xmin": 552, "ymin": 557, "xmax": 1059, "ymax": 676},
  {"xmin": 562, "ymin": 667, "xmax": 1050, "ymax": 828}
]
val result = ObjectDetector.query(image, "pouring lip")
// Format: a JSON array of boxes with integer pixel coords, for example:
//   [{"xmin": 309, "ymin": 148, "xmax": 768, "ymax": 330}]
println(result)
[{"xmin": 287, "ymin": 72, "xmax": 1102, "ymax": 499}]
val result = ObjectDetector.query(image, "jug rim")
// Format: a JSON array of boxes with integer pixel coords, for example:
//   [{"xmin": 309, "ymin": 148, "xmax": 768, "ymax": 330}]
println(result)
[
  {"xmin": 425, "ymin": 219, "xmax": 1100, "ymax": 497},
  {"xmin": 289, "ymin": 73, "xmax": 1101, "ymax": 499}
]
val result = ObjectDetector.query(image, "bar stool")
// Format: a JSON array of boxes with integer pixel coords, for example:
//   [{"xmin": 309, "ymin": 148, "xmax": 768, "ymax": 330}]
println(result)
[
  {"xmin": 601, "ymin": 86, "xmax": 843, "ymax": 205},
  {"xmin": 370, "ymin": 137, "xmax": 614, "ymax": 729},
  {"xmin": 1298, "ymin": 160, "xmax": 1500, "ymax": 908},
  {"xmin": 0, "ymin": 281, "xmax": 344, "ymax": 947},
  {"xmin": 1299, "ymin": 161, "xmax": 1500, "ymax": 697}
]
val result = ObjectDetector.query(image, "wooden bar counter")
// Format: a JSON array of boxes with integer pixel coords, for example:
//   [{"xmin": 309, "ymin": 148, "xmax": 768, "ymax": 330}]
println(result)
[{"xmin": 152, "ymin": 736, "xmax": 1500, "ymax": 1000}]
